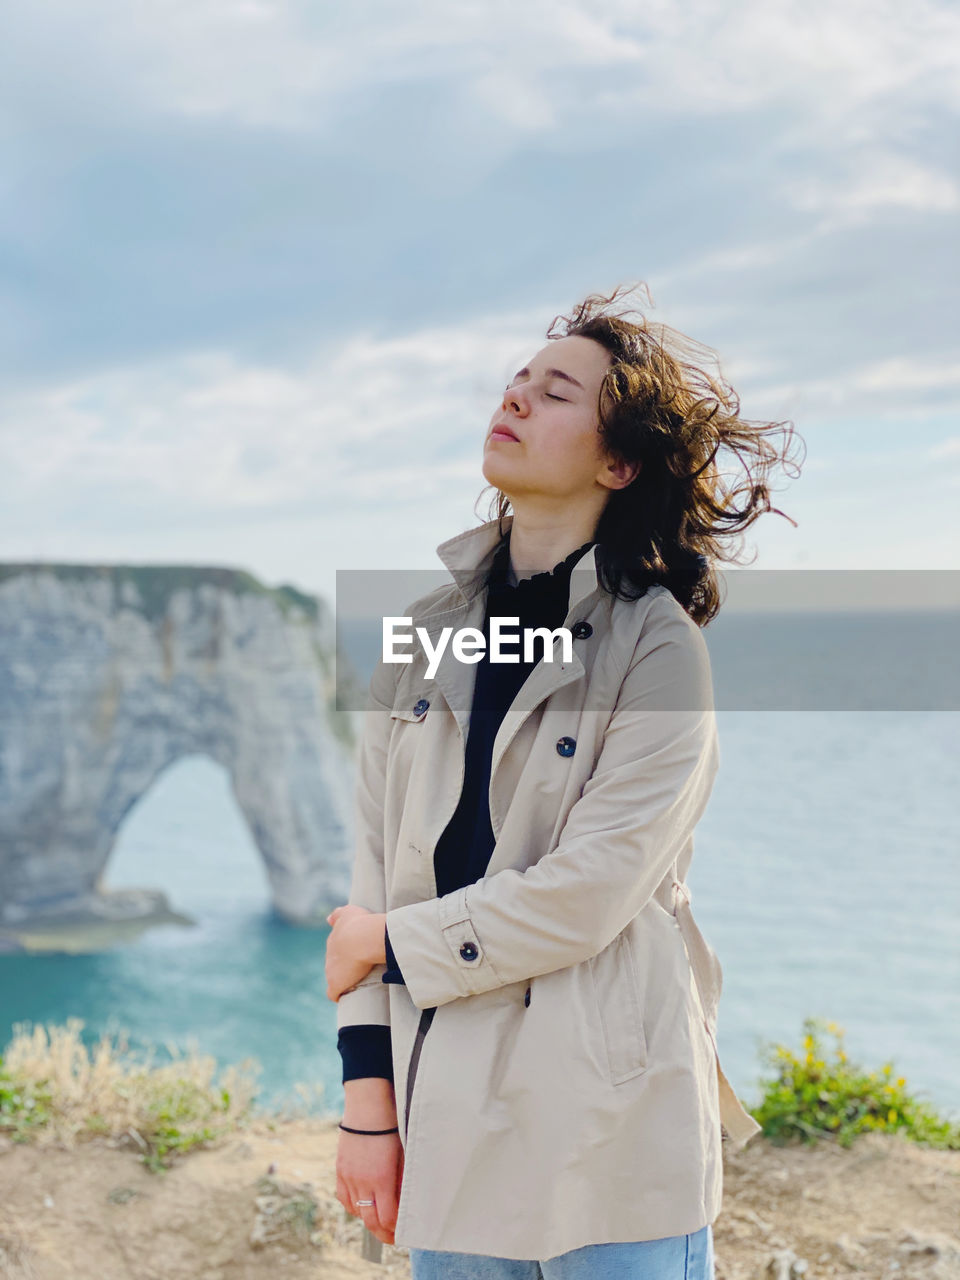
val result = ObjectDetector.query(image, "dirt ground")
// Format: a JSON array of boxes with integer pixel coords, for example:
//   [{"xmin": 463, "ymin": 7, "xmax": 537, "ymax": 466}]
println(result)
[{"xmin": 0, "ymin": 1117, "xmax": 957, "ymax": 1279}]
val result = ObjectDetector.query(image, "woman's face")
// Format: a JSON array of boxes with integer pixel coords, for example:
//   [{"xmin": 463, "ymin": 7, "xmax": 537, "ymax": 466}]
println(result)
[{"xmin": 482, "ymin": 335, "xmax": 628, "ymax": 504}]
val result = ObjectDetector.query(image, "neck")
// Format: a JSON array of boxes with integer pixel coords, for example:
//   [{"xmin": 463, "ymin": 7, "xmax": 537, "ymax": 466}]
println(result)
[{"xmin": 505, "ymin": 506, "xmax": 600, "ymax": 584}]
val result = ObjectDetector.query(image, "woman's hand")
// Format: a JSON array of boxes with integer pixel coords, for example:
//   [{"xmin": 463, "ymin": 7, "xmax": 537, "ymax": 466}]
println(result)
[
  {"xmin": 325, "ymin": 905, "xmax": 387, "ymax": 1002},
  {"xmin": 336, "ymin": 1078, "xmax": 403, "ymax": 1246},
  {"xmin": 335, "ymin": 1129, "xmax": 404, "ymax": 1245}
]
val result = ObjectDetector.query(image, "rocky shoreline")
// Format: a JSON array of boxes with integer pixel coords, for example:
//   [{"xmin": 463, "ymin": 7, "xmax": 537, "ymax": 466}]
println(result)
[{"xmin": 0, "ymin": 889, "xmax": 196, "ymax": 955}]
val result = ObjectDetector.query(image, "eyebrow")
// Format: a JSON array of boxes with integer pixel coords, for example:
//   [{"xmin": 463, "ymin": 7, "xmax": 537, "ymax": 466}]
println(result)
[{"xmin": 512, "ymin": 366, "xmax": 585, "ymax": 391}]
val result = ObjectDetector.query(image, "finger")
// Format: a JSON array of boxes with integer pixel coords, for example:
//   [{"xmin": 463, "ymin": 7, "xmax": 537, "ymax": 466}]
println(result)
[
  {"xmin": 326, "ymin": 968, "xmax": 351, "ymax": 1002},
  {"xmin": 343, "ymin": 1168, "xmax": 376, "ymax": 1228},
  {"xmin": 339, "ymin": 1177, "xmax": 357, "ymax": 1219},
  {"xmin": 371, "ymin": 1221, "xmax": 394, "ymax": 1245},
  {"xmin": 343, "ymin": 1179, "xmax": 363, "ymax": 1220},
  {"xmin": 325, "ymin": 964, "xmax": 341, "ymax": 1001},
  {"xmin": 364, "ymin": 1219, "xmax": 393, "ymax": 1247},
  {"xmin": 375, "ymin": 1178, "xmax": 399, "ymax": 1235},
  {"xmin": 357, "ymin": 1200, "xmax": 381, "ymax": 1237}
]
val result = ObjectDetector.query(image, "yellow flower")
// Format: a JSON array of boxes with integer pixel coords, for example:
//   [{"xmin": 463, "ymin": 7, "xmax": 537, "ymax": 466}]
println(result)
[{"xmin": 887, "ymin": 1108, "xmax": 898, "ymax": 1124}]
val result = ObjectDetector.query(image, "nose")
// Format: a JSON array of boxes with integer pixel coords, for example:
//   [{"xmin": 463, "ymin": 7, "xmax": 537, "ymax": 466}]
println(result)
[{"xmin": 502, "ymin": 385, "xmax": 528, "ymax": 416}]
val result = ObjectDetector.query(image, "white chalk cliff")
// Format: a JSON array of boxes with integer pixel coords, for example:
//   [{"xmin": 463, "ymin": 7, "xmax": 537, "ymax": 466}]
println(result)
[{"xmin": 0, "ymin": 564, "xmax": 359, "ymax": 949}]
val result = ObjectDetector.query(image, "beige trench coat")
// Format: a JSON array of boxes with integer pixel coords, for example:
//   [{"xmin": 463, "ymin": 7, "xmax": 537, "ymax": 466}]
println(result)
[{"xmin": 336, "ymin": 514, "xmax": 762, "ymax": 1260}]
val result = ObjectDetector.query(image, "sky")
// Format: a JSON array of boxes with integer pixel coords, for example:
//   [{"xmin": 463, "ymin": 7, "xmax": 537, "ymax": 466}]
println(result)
[{"xmin": 1, "ymin": 0, "xmax": 958, "ymax": 610}]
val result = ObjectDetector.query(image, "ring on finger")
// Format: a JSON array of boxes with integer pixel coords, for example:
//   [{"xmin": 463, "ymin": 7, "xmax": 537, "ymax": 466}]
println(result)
[{"xmin": 355, "ymin": 1198, "xmax": 375, "ymax": 1207}]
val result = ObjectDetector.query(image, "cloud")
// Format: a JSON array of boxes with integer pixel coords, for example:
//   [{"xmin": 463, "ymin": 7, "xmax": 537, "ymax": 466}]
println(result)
[
  {"xmin": 784, "ymin": 152, "xmax": 960, "ymax": 229},
  {"xmin": 855, "ymin": 358, "xmax": 960, "ymax": 394},
  {"xmin": 7, "ymin": 0, "xmax": 957, "ymax": 132},
  {"xmin": 1, "ymin": 0, "xmax": 958, "ymax": 580},
  {"xmin": 1, "ymin": 1, "xmax": 647, "ymax": 134},
  {"xmin": 2, "ymin": 0, "xmax": 956, "ymax": 387},
  {"xmin": 738, "ymin": 354, "xmax": 960, "ymax": 423},
  {"xmin": 0, "ymin": 310, "xmax": 549, "ymax": 521}
]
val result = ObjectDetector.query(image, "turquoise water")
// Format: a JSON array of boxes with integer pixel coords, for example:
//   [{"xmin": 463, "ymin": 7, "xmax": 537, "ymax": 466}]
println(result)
[
  {"xmin": 1, "ymin": 710, "xmax": 957, "ymax": 1123},
  {"xmin": 699, "ymin": 710, "xmax": 959, "ymax": 1119},
  {"xmin": 0, "ymin": 758, "xmax": 343, "ymax": 1117}
]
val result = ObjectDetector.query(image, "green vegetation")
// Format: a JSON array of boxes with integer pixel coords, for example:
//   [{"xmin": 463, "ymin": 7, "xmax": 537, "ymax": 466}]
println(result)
[
  {"xmin": 0, "ymin": 563, "xmax": 321, "ymax": 625},
  {"xmin": 5, "ymin": 1015, "xmax": 958, "ymax": 1178},
  {"xmin": 0, "ymin": 1018, "xmax": 263, "ymax": 1174},
  {"xmin": 750, "ymin": 1016, "xmax": 960, "ymax": 1149},
  {"xmin": 254, "ymin": 1173, "xmax": 320, "ymax": 1241}
]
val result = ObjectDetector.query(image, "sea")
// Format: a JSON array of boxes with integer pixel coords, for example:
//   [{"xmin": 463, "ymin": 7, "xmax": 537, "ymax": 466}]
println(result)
[{"xmin": 1, "ymin": 609, "xmax": 958, "ymax": 1124}]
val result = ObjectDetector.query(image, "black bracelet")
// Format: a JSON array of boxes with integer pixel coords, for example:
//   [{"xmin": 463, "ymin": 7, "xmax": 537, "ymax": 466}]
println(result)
[{"xmin": 338, "ymin": 1122, "xmax": 399, "ymax": 1135}]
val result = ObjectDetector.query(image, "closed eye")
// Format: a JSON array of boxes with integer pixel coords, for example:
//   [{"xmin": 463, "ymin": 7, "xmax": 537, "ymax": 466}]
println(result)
[{"xmin": 502, "ymin": 383, "xmax": 569, "ymax": 402}]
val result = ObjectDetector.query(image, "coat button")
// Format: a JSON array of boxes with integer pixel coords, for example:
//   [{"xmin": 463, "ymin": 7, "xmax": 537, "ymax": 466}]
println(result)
[
  {"xmin": 571, "ymin": 620, "xmax": 593, "ymax": 639},
  {"xmin": 413, "ymin": 698, "xmax": 429, "ymax": 717},
  {"xmin": 524, "ymin": 985, "xmax": 531, "ymax": 1007},
  {"xmin": 459, "ymin": 942, "xmax": 479, "ymax": 961},
  {"xmin": 556, "ymin": 736, "xmax": 576, "ymax": 757}
]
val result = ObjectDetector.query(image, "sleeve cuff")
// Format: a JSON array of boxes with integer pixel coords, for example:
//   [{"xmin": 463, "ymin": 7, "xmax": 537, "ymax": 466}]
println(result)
[
  {"xmin": 337, "ymin": 1024, "xmax": 394, "ymax": 1083},
  {"xmin": 384, "ymin": 887, "xmax": 503, "ymax": 1009}
]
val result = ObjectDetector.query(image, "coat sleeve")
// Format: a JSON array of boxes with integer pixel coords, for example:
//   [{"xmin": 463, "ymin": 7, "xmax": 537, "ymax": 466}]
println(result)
[
  {"xmin": 383, "ymin": 594, "xmax": 721, "ymax": 1010},
  {"xmin": 334, "ymin": 655, "xmax": 400, "ymax": 1035}
]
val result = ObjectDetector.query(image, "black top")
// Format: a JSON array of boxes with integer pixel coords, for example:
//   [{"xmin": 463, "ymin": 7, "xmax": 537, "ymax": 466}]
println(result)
[{"xmin": 337, "ymin": 530, "xmax": 597, "ymax": 1083}]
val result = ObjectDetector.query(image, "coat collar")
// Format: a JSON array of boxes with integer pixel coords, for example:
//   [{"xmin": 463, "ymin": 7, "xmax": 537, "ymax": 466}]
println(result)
[
  {"xmin": 416, "ymin": 514, "xmax": 607, "ymax": 748},
  {"xmin": 435, "ymin": 514, "xmax": 601, "ymax": 614}
]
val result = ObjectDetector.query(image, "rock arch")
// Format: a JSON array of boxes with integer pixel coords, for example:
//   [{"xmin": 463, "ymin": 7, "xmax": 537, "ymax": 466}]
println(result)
[{"xmin": 0, "ymin": 564, "xmax": 356, "ymax": 950}]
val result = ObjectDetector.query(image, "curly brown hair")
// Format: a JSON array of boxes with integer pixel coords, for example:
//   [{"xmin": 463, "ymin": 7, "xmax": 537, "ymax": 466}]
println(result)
[{"xmin": 477, "ymin": 282, "xmax": 805, "ymax": 626}]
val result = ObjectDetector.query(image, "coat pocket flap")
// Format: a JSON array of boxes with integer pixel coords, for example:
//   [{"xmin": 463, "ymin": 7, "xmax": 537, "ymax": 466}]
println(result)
[{"xmin": 390, "ymin": 704, "xmax": 424, "ymax": 722}]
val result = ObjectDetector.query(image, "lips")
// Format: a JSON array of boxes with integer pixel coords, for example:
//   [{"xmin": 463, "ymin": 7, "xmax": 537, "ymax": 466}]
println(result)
[{"xmin": 490, "ymin": 422, "xmax": 520, "ymax": 442}]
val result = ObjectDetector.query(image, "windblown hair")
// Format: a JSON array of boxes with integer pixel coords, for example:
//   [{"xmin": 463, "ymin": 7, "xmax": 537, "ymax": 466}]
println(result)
[{"xmin": 478, "ymin": 282, "xmax": 805, "ymax": 626}]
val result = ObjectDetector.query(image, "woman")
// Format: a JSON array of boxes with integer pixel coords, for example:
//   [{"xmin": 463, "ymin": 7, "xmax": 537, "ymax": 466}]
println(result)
[{"xmin": 325, "ymin": 283, "xmax": 802, "ymax": 1277}]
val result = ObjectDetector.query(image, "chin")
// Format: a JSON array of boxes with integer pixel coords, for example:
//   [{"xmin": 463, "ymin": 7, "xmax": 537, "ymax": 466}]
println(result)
[{"xmin": 481, "ymin": 455, "xmax": 517, "ymax": 491}]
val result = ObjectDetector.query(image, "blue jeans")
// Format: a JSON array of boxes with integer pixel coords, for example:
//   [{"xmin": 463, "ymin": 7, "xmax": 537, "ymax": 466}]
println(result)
[{"xmin": 409, "ymin": 1223, "xmax": 714, "ymax": 1279}]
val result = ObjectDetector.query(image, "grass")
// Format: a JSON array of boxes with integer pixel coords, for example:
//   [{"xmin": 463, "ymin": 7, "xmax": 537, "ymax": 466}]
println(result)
[
  {"xmin": 750, "ymin": 1016, "xmax": 960, "ymax": 1149},
  {"xmin": 0, "ymin": 1017, "xmax": 263, "ymax": 1173},
  {"xmin": 3, "ymin": 1015, "xmax": 959, "ymax": 1175}
]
